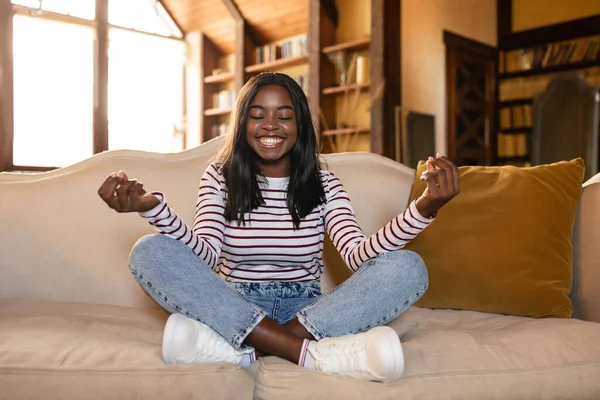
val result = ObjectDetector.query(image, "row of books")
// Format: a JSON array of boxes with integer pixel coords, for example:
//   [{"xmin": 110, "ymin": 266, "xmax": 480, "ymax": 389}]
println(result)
[
  {"xmin": 499, "ymin": 77, "xmax": 549, "ymax": 101},
  {"xmin": 255, "ymin": 34, "xmax": 308, "ymax": 64},
  {"xmin": 497, "ymin": 133, "xmax": 528, "ymax": 158},
  {"xmin": 499, "ymin": 104, "xmax": 533, "ymax": 130},
  {"xmin": 293, "ymin": 74, "xmax": 308, "ymax": 93},
  {"xmin": 500, "ymin": 35, "xmax": 600, "ymax": 74},
  {"xmin": 211, "ymin": 90, "xmax": 235, "ymax": 110},
  {"xmin": 499, "ymin": 68, "xmax": 600, "ymax": 101},
  {"xmin": 211, "ymin": 123, "xmax": 228, "ymax": 138}
]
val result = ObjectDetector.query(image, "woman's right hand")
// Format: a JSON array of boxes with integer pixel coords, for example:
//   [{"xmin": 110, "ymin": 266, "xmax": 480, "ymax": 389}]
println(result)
[{"xmin": 97, "ymin": 171, "xmax": 161, "ymax": 213}]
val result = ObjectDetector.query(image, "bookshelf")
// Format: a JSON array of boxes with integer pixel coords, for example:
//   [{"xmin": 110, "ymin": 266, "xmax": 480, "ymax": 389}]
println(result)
[
  {"xmin": 204, "ymin": 108, "xmax": 232, "ymax": 116},
  {"xmin": 500, "ymin": 127, "xmax": 531, "ymax": 134},
  {"xmin": 317, "ymin": 33, "xmax": 373, "ymax": 153},
  {"xmin": 191, "ymin": 0, "xmax": 399, "ymax": 160},
  {"xmin": 245, "ymin": 54, "xmax": 309, "ymax": 73},
  {"xmin": 197, "ymin": 32, "xmax": 236, "ymax": 142},
  {"xmin": 322, "ymin": 37, "xmax": 370, "ymax": 54},
  {"xmin": 322, "ymin": 82, "xmax": 370, "ymax": 95},
  {"xmin": 499, "ymin": 35, "xmax": 600, "ymax": 77},
  {"xmin": 243, "ymin": 33, "xmax": 310, "ymax": 97},
  {"xmin": 500, "ymin": 59, "xmax": 600, "ymax": 79},
  {"xmin": 496, "ymin": 26, "xmax": 600, "ymax": 166},
  {"xmin": 204, "ymin": 72, "xmax": 235, "ymax": 84},
  {"xmin": 322, "ymin": 127, "xmax": 370, "ymax": 136},
  {"xmin": 498, "ymin": 98, "xmax": 533, "ymax": 107}
]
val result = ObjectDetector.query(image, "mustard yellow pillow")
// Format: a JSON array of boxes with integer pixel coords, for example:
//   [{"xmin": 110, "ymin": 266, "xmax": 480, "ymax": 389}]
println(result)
[{"xmin": 405, "ymin": 158, "xmax": 585, "ymax": 318}]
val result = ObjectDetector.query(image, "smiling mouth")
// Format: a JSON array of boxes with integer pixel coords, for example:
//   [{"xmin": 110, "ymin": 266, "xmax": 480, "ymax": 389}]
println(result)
[{"xmin": 257, "ymin": 137, "xmax": 284, "ymax": 147}]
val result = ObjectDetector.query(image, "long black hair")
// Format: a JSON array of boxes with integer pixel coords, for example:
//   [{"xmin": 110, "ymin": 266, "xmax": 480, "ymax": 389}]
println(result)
[{"xmin": 216, "ymin": 72, "xmax": 326, "ymax": 229}]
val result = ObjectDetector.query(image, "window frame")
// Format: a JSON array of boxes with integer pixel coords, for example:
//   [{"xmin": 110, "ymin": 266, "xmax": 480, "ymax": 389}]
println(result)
[{"xmin": 0, "ymin": 0, "xmax": 184, "ymax": 172}]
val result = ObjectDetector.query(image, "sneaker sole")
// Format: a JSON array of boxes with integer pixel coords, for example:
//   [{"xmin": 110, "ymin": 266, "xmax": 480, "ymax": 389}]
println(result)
[
  {"xmin": 162, "ymin": 313, "xmax": 190, "ymax": 364},
  {"xmin": 377, "ymin": 327, "xmax": 405, "ymax": 383}
]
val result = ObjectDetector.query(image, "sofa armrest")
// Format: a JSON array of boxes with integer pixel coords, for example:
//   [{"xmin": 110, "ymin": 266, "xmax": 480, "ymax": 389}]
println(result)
[{"xmin": 572, "ymin": 174, "xmax": 600, "ymax": 323}]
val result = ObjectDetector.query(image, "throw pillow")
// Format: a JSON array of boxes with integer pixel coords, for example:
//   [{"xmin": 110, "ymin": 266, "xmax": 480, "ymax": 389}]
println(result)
[{"xmin": 405, "ymin": 158, "xmax": 585, "ymax": 318}]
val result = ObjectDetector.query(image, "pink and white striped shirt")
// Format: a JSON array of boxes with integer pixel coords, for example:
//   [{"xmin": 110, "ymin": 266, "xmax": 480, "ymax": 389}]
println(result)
[{"xmin": 140, "ymin": 163, "xmax": 434, "ymax": 282}]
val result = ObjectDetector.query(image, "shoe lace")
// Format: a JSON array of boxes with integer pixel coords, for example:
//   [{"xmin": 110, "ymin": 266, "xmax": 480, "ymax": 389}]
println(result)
[
  {"xmin": 316, "ymin": 340, "xmax": 369, "ymax": 376},
  {"xmin": 192, "ymin": 327, "xmax": 240, "ymax": 364}
]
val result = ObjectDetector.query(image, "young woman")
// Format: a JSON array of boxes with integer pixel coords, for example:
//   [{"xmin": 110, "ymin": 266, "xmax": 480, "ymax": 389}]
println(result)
[{"xmin": 97, "ymin": 72, "xmax": 459, "ymax": 383}]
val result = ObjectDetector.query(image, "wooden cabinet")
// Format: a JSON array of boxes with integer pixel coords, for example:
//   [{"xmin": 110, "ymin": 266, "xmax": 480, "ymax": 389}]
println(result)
[{"xmin": 445, "ymin": 31, "xmax": 498, "ymax": 166}]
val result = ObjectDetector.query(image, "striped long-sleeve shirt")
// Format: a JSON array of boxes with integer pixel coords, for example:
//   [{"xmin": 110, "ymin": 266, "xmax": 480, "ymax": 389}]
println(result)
[{"xmin": 139, "ymin": 163, "xmax": 434, "ymax": 282}]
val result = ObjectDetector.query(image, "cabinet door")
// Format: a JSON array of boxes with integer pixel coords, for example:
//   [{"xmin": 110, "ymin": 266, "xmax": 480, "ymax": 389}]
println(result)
[
  {"xmin": 532, "ymin": 74, "xmax": 599, "ymax": 180},
  {"xmin": 445, "ymin": 33, "xmax": 497, "ymax": 166}
]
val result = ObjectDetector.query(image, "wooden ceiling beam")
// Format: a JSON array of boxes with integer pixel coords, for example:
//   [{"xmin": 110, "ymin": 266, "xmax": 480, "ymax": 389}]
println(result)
[
  {"xmin": 156, "ymin": 0, "xmax": 186, "ymax": 36},
  {"xmin": 321, "ymin": 0, "xmax": 338, "ymax": 28},
  {"xmin": 221, "ymin": 0, "xmax": 259, "ymax": 46},
  {"xmin": 220, "ymin": 0, "xmax": 244, "ymax": 20}
]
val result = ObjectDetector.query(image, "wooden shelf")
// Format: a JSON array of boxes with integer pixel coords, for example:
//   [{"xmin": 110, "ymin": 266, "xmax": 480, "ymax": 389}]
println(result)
[
  {"xmin": 499, "ymin": 59, "xmax": 600, "ymax": 79},
  {"xmin": 500, "ymin": 15, "xmax": 600, "ymax": 51},
  {"xmin": 322, "ymin": 128, "xmax": 370, "ymax": 137},
  {"xmin": 322, "ymin": 83, "xmax": 370, "ymax": 95},
  {"xmin": 499, "ymin": 98, "xmax": 534, "ymax": 108},
  {"xmin": 204, "ymin": 108, "xmax": 231, "ymax": 116},
  {"xmin": 498, "ymin": 155, "xmax": 530, "ymax": 162},
  {"xmin": 322, "ymin": 37, "xmax": 371, "ymax": 54},
  {"xmin": 204, "ymin": 72, "xmax": 235, "ymax": 84},
  {"xmin": 499, "ymin": 126, "xmax": 532, "ymax": 134},
  {"xmin": 245, "ymin": 55, "xmax": 308, "ymax": 73}
]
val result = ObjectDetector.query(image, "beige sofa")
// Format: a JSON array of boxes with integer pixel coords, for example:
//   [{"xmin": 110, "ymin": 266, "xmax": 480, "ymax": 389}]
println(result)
[{"xmin": 1, "ymin": 136, "xmax": 600, "ymax": 399}]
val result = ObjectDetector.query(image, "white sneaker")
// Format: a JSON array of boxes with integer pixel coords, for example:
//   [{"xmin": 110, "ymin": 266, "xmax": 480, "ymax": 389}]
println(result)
[
  {"xmin": 162, "ymin": 313, "xmax": 248, "ymax": 365},
  {"xmin": 308, "ymin": 326, "xmax": 404, "ymax": 382}
]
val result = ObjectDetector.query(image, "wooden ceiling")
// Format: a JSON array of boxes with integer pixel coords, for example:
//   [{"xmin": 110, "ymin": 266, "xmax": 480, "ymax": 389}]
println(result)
[{"xmin": 161, "ymin": 0, "xmax": 310, "ymax": 54}]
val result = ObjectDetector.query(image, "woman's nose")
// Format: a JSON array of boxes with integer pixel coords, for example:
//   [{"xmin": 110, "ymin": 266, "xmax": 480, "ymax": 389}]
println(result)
[{"xmin": 263, "ymin": 117, "xmax": 277, "ymax": 131}]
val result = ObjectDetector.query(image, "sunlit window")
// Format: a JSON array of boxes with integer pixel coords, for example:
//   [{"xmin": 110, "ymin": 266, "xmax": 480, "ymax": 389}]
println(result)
[
  {"xmin": 109, "ymin": 0, "xmax": 181, "ymax": 37},
  {"xmin": 107, "ymin": 29, "xmax": 185, "ymax": 153},
  {"xmin": 9, "ymin": 0, "xmax": 185, "ymax": 169},
  {"xmin": 12, "ymin": 15, "xmax": 94, "ymax": 167},
  {"xmin": 11, "ymin": 0, "xmax": 95, "ymax": 20}
]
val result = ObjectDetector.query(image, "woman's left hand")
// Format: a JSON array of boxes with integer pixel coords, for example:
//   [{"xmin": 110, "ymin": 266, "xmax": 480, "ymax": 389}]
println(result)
[{"xmin": 415, "ymin": 154, "xmax": 460, "ymax": 218}]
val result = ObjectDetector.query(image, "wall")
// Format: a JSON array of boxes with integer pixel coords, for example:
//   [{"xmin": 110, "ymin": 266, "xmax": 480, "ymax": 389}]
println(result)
[
  {"xmin": 512, "ymin": 0, "xmax": 600, "ymax": 32},
  {"xmin": 401, "ymin": 0, "xmax": 496, "ymax": 154}
]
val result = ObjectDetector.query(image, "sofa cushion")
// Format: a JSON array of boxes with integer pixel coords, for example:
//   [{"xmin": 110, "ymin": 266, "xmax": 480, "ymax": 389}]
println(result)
[
  {"xmin": 0, "ymin": 299, "xmax": 254, "ymax": 400},
  {"xmin": 405, "ymin": 159, "xmax": 585, "ymax": 318},
  {"xmin": 253, "ymin": 307, "xmax": 600, "ymax": 399}
]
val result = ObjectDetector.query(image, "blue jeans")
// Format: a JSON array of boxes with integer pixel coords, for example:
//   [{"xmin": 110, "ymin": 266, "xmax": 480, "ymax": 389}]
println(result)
[{"xmin": 129, "ymin": 234, "xmax": 428, "ymax": 351}]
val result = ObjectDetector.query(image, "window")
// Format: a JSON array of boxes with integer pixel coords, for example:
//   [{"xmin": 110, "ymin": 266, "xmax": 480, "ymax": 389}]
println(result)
[
  {"xmin": 12, "ymin": 15, "xmax": 94, "ymax": 167},
  {"xmin": 107, "ymin": 0, "xmax": 185, "ymax": 153},
  {"xmin": 108, "ymin": 0, "xmax": 181, "ymax": 38},
  {"xmin": 4, "ymin": 0, "xmax": 185, "ymax": 170},
  {"xmin": 107, "ymin": 29, "xmax": 185, "ymax": 153},
  {"xmin": 11, "ymin": 0, "xmax": 95, "ymax": 20}
]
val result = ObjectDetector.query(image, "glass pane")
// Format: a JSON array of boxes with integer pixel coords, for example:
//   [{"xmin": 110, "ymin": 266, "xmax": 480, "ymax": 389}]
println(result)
[
  {"xmin": 12, "ymin": 15, "xmax": 94, "ymax": 167},
  {"xmin": 42, "ymin": 0, "xmax": 95, "ymax": 20},
  {"xmin": 108, "ymin": 28, "xmax": 185, "ymax": 153},
  {"xmin": 108, "ymin": 0, "xmax": 179, "ymax": 37},
  {"xmin": 11, "ymin": 0, "xmax": 40, "ymax": 8},
  {"xmin": 12, "ymin": 0, "xmax": 95, "ymax": 20}
]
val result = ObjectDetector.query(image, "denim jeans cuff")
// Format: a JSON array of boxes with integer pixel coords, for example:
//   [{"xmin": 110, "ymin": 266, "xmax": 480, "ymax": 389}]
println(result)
[
  {"xmin": 232, "ymin": 309, "xmax": 268, "ymax": 351},
  {"xmin": 296, "ymin": 311, "xmax": 327, "ymax": 341}
]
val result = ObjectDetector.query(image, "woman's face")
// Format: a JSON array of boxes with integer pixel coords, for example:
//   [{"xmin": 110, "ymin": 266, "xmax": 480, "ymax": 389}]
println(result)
[{"xmin": 245, "ymin": 84, "xmax": 298, "ymax": 177}]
